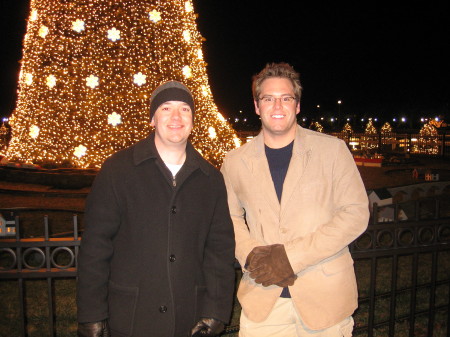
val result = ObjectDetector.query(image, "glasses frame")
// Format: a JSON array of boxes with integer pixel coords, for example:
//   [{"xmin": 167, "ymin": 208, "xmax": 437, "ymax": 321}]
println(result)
[{"xmin": 258, "ymin": 96, "xmax": 296, "ymax": 104}]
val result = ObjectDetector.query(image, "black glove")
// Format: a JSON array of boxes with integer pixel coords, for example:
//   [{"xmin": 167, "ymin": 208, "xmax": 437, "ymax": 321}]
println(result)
[
  {"xmin": 191, "ymin": 317, "xmax": 225, "ymax": 337},
  {"xmin": 78, "ymin": 320, "xmax": 110, "ymax": 337},
  {"xmin": 247, "ymin": 244, "xmax": 297, "ymax": 287}
]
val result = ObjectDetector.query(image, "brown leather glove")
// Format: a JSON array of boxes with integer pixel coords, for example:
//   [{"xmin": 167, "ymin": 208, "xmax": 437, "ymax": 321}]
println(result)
[
  {"xmin": 246, "ymin": 244, "xmax": 297, "ymax": 287},
  {"xmin": 77, "ymin": 320, "xmax": 110, "ymax": 337},
  {"xmin": 191, "ymin": 317, "xmax": 225, "ymax": 336}
]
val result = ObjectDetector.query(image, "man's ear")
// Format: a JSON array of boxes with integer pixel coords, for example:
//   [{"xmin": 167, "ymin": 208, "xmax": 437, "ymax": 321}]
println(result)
[{"xmin": 254, "ymin": 100, "xmax": 260, "ymax": 116}]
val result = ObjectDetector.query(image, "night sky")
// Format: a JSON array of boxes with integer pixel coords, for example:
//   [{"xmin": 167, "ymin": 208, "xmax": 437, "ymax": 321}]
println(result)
[{"xmin": 1, "ymin": 1, "xmax": 448, "ymax": 127}]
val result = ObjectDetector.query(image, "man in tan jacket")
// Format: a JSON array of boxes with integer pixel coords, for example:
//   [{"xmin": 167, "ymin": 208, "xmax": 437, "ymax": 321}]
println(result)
[{"xmin": 221, "ymin": 63, "xmax": 369, "ymax": 337}]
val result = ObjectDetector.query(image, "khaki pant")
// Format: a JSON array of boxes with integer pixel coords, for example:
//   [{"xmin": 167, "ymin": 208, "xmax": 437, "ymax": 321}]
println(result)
[{"xmin": 239, "ymin": 297, "xmax": 354, "ymax": 337}]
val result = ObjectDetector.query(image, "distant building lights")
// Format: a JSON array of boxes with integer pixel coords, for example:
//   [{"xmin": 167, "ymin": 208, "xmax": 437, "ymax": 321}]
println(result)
[
  {"xmin": 401, "ymin": 117, "xmax": 406, "ymax": 122},
  {"xmin": 393, "ymin": 118, "xmax": 397, "ymax": 122}
]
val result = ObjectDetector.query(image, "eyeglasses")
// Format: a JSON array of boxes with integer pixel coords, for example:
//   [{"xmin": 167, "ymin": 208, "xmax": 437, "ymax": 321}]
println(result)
[{"xmin": 259, "ymin": 96, "xmax": 296, "ymax": 104}]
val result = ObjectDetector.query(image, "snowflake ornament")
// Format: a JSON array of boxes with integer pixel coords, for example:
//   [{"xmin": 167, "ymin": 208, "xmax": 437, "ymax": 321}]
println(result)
[
  {"xmin": 183, "ymin": 30, "xmax": 191, "ymax": 42},
  {"xmin": 86, "ymin": 75, "xmax": 99, "ymax": 88},
  {"xmin": 108, "ymin": 112, "xmax": 122, "ymax": 126},
  {"xmin": 107, "ymin": 28, "xmax": 121, "ymax": 42},
  {"xmin": 149, "ymin": 10, "xmax": 161, "ymax": 23},
  {"xmin": 24, "ymin": 73, "xmax": 33, "ymax": 85},
  {"xmin": 185, "ymin": 1, "xmax": 193, "ymax": 12},
  {"xmin": 46, "ymin": 75, "xmax": 56, "ymax": 88},
  {"xmin": 39, "ymin": 25, "xmax": 49, "ymax": 38},
  {"xmin": 74, "ymin": 145, "xmax": 87, "ymax": 158},
  {"xmin": 72, "ymin": 19, "xmax": 85, "ymax": 33},
  {"xmin": 182, "ymin": 66, "xmax": 192, "ymax": 79},
  {"xmin": 29, "ymin": 125, "xmax": 40, "ymax": 139},
  {"xmin": 208, "ymin": 126, "xmax": 217, "ymax": 139},
  {"xmin": 133, "ymin": 72, "xmax": 146, "ymax": 86},
  {"xmin": 197, "ymin": 49, "xmax": 203, "ymax": 60},
  {"xmin": 30, "ymin": 9, "xmax": 38, "ymax": 22}
]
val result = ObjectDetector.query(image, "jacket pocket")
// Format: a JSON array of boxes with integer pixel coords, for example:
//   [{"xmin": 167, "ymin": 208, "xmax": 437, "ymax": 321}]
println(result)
[
  {"xmin": 108, "ymin": 280, "xmax": 139, "ymax": 337},
  {"xmin": 321, "ymin": 252, "xmax": 354, "ymax": 276}
]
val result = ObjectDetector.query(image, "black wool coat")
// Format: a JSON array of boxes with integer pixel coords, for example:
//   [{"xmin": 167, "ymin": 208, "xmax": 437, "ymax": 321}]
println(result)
[{"xmin": 77, "ymin": 133, "xmax": 236, "ymax": 337}]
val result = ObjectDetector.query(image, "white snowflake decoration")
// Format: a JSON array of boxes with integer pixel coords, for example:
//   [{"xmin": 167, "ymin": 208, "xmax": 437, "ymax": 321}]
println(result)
[
  {"xmin": 185, "ymin": 1, "xmax": 193, "ymax": 12},
  {"xmin": 39, "ymin": 25, "xmax": 49, "ymax": 38},
  {"xmin": 197, "ymin": 49, "xmax": 203, "ymax": 60},
  {"xmin": 46, "ymin": 75, "xmax": 56, "ymax": 88},
  {"xmin": 182, "ymin": 66, "xmax": 192, "ymax": 79},
  {"xmin": 208, "ymin": 126, "xmax": 217, "ymax": 139},
  {"xmin": 217, "ymin": 113, "xmax": 226, "ymax": 123},
  {"xmin": 72, "ymin": 19, "xmax": 85, "ymax": 33},
  {"xmin": 108, "ymin": 112, "xmax": 122, "ymax": 126},
  {"xmin": 86, "ymin": 75, "xmax": 99, "ymax": 88},
  {"xmin": 107, "ymin": 28, "xmax": 121, "ymax": 42},
  {"xmin": 29, "ymin": 125, "xmax": 40, "ymax": 139},
  {"xmin": 74, "ymin": 145, "xmax": 87, "ymax": 158},
  {"xmin": 24, "ymin": 73, "xmax": 33, "ymax": 85},
  {"xmin": 30, "ymin": 9, "xmax": 38, "ymax": 22},
  {"xmin": 149, "ymin": 10, "xmax": 161, "ymax": 23},
  {"xmin": 234, "ymin": 137, "xmax": 242, "ymax": 148},
  {"xmin": 133, "ymin": 72, "xmax": 147, "ymax": 86},
  {"xmin": 183, "ymin": 30, "xmax": 191, "ymax": 43}
]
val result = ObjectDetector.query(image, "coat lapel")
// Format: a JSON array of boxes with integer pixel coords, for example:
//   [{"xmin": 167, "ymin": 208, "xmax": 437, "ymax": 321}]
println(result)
[
  {"xmin": 242, "ymin": 132, "xmax": 281, "ymax": 215},
  {"xmin": 280, "ymin": 126, "xmax": 312, "ymax": 217}
]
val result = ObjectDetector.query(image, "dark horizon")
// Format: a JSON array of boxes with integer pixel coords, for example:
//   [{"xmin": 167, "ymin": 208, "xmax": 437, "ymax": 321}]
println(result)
[{"xmin": 1, "ymin": 1, "xmax": 448, "ymax": 127}]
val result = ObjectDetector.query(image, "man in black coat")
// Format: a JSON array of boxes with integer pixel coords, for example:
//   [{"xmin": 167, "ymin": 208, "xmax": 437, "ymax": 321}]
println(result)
[{"xmin": 77, "ymin": 81, "xmax": 236, "ymax": 337}]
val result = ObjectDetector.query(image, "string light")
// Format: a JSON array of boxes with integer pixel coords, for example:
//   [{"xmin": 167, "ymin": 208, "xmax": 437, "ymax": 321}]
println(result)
[{"xmin": 5, "ymin": 0, "xmax": 238, "ymax": 168}]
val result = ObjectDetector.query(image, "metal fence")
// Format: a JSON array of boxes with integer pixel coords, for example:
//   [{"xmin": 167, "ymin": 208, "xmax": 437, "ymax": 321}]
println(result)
[{"xmin": 1, "ymin": 204, "xmax": 449, "ymax": 337}]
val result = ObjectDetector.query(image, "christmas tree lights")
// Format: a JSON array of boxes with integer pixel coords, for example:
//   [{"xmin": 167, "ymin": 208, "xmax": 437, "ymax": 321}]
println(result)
[{"xmin": 6, "ymin": 0, "xmax": 239, "ymax": 168}]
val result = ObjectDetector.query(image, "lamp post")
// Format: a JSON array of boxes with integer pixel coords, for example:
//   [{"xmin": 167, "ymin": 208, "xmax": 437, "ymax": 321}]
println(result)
[{"xmin": 337, "ymin": 100, "xmax": 342, "ymax": 128}]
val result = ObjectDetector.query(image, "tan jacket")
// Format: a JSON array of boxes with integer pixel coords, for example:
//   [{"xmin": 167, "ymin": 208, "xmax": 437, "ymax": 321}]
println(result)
[{"xmin": 221, "ymin": 125, "xmax": 369, "ymax": 330}]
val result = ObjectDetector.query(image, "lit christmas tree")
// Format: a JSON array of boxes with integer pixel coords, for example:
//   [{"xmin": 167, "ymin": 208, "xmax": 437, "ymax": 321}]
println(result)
[
  {"xmin": 361, "ymin": 118, "xmax": 377, "ymax": 150},
  {"xmin": 309, "ymin": 121, "xmax": 324, "ymax": 133},
  {"xmin": 5, "ymin": 0, "xmax": 239, "ymax": 168},
  {"xmin": 380, "ymin": 122, "xmax": 393, "ymax": 134},
  {"xmin": 364, "ymin": 118, "xmax": 377, "ymax": 134},
  {"xmin": 413, "ymin": 122, "xmax": 439, "ymax": 154},
  {"xmin": 341, "ymin": 122, "xmax": 353, "ymax": 134}
]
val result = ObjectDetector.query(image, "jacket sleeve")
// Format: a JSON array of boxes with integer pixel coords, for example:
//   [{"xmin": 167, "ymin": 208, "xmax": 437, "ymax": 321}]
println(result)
[
  {"xmin": 199, "ymin": 172, "xmax": 236, "ymax": 323},
  {"xmin": 284, "ymin": 140, "xmax": 369, "ymax": 273},
  {"xmin": 77, "ymin": 158, "xmax": 121, "ymax": 323},
  {"xmin": 221, "ymin": 156, "xmax": 261, "ymax": 270}
]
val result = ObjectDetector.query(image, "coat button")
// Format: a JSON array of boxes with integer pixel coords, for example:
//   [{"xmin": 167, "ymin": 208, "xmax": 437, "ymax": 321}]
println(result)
[
  {"xmin": 171, "ymin": 206, "xmax": 177, "ymax": 214},
  {"xmin": 159, "ymin": 305, "xmax": 168, "ymax": 313},
  {"xmin": 169, "ymin": 255, "xmax": 176, "ymax": 262}
]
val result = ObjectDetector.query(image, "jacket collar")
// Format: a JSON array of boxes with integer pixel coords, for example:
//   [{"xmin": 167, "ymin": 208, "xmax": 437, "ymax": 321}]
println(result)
[
  {"xmin": 132, "ymin": 132, "xmax": 210, "ymax": 176},
  {"xmin": 244, "ymin": 125, "xmax": 312, "ymax": 215}
]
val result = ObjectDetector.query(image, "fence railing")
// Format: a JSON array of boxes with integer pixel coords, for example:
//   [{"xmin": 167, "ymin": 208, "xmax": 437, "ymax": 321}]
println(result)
[{"xmin": 1, "ymin": 205, "xmax": 449, "ymax": 337}]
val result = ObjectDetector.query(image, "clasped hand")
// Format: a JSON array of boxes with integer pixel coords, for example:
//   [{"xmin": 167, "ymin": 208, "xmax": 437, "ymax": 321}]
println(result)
[{"xmin": 246, "ymin": 244, "xmax": 297, "ymax": 287}]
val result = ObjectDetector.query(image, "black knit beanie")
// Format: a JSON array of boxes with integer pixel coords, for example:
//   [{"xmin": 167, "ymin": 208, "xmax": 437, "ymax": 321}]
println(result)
[{"xmin": 149, "ymin": 81, "xmax": 195, "ymax": 121}]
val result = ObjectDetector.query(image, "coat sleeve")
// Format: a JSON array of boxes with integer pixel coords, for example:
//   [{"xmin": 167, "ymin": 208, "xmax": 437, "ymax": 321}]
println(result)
[
  {"xmin": 221, "ymin": 156, "xmax": 261, "ymax": 270},
  {"xmin": 284, "ymin": 140, "xmax": 370, "ymax": 273},
  {"xmin": 77, "ymin": 158, "xmax": 121, "ymax": 323},
  {"xmin": 199, "ymin": 172, "xmax": 236, "ymax": 323}
]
